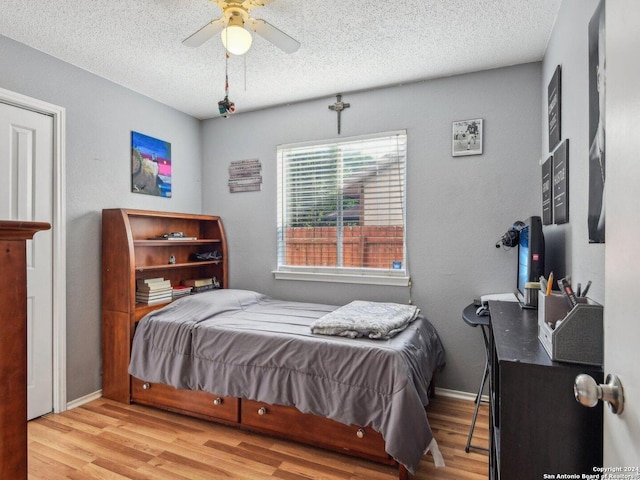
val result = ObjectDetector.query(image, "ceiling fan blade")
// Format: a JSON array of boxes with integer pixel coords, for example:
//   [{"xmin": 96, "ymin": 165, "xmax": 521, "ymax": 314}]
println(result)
[
  {"xmin": 249, "ymin": 19, "xmax": 300, "ymax": 53},
  {"xmin": 182, "ymin": 19, "xmax": 225, "ymax": 47}
]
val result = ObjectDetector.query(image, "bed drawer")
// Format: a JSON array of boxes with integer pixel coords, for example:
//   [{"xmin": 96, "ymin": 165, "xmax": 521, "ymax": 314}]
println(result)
[
  {"xmin": 241, "ymin": 400, "xmax": 388, "ymax": 460},
  {"xmin": 131, "ymin": 377, "xmax": 239, "ymax": 423}
]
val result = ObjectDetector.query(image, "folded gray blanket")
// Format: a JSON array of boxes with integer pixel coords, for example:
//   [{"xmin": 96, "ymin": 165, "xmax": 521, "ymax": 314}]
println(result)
[{"xmin": 311, "ymin": 300, "xmax": 420, "ymax": 339}]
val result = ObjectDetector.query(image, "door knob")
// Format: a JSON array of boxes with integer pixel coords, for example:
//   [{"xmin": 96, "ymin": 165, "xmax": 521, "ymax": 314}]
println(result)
[{"xmin": 574, "ymin": 373, "xmax": 624, "ymax": 415}]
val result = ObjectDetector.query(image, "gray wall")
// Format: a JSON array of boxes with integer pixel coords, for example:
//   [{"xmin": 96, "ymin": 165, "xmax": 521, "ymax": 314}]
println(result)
[
  {"xmin": 541, "ymin": 0, "xmax": 605, "ymax": 305},
  {"xmin": 201, "ymin": 63, "xmax": 542, "ymax": 393},
  {"xmin": 0, "ymin": 35, "xmax": 203, "ymax": 401}
]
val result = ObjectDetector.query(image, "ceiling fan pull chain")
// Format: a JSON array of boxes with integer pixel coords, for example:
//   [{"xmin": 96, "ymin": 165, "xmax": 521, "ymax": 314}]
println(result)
[{"xmin": 225, "ymin": 52, "xmax": 229, "ymax": 97}]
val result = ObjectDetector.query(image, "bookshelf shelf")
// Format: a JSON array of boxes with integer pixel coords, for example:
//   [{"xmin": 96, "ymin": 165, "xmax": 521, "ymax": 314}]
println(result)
[
  {"xmin": 134, "ymin": 260, "xmax": 223, "ymax": 271},
  {"xmin": 134, "ymin": 239, "xmax": 222, "ymax": 246}
]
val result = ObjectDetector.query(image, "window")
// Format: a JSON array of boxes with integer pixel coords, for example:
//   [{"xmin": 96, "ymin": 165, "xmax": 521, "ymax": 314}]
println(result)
[{"xmin": 276, "ymin": 130, "xmax": 408, "ymax": 285}]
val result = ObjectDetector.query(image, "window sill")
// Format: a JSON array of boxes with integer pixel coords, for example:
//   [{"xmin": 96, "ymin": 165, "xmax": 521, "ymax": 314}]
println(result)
[{"xmin": 272, "ymin": 270, "xmax": 410, "ymax": 286}]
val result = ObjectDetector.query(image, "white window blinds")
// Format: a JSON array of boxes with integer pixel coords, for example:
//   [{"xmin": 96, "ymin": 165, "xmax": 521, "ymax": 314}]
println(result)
[{"xmin": 276, "ymin": 130, "xmax": 408, "ymax": 283}]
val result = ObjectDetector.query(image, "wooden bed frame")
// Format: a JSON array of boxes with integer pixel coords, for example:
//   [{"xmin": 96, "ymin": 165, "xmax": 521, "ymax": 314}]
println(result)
[
  {"xmin": 129, "ymin": 376, "xmax": 410, "ymax": 479},
  {"xmin": 101, "ymin": 209, "xmax": 432, "ymax": 479},
  {"xmin": 106, "ymin": 308, "xmax": 423, "ymax": 480},
  {"xmin": 106, "ymin": 315, "xmax": 413, "ymax": 479}
]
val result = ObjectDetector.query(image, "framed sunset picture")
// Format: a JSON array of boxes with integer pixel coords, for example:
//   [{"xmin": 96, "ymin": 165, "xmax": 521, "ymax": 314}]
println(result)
[{"xmin": 131, "ymin": 131, "xmax": 172, "ymax": 197}]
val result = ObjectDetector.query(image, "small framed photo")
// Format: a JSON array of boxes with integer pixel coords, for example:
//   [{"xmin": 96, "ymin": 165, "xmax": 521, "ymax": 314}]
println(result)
[{"xmin": 452, "ymin": 119, "xmax": 483, "ymax": 156}]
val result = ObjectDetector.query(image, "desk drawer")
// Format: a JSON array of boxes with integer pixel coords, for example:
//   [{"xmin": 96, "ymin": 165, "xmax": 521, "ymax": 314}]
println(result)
[
  {"xmin": 241, "ymin": 400, "xmax": 388, "ymax": 460},
  {"xmin": 131, "ymin": 377, "xmax": 239, "ymax": 423}
]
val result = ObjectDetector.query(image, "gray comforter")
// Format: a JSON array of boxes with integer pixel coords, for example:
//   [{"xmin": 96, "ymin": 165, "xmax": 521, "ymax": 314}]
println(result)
[{"xmin": 128, "ymin": 289, "xmax": 446, "ymax": 474}]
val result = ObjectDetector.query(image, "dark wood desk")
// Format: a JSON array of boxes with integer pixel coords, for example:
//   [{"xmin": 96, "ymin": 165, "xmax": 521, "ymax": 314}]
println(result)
[{"xmin": 488, "ymin": 300, "xmax": 603, "ymax": 480}]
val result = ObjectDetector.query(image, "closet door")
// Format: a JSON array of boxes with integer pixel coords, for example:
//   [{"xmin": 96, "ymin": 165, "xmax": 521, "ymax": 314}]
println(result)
[{"xmin": 0, "ymin": 102, "xmax": 54, "ymax": 419}]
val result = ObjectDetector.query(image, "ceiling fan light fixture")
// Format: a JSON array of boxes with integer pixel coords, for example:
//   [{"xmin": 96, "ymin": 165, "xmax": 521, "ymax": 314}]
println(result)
[{"xmin": 221, "ymin": 21, "xmax": 253, "ymax": 55}]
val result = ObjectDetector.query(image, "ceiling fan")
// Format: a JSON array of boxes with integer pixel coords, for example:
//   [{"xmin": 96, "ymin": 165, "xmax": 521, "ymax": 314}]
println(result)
[{"xmin": 183, "ymin": 0, "xmax": 300, "ymax": 55}]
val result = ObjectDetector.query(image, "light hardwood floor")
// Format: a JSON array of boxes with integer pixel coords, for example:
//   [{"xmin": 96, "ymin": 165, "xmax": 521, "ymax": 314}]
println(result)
[{"xmin": 28, "ymin": 395, "xmax": 489, "ymax": 479}]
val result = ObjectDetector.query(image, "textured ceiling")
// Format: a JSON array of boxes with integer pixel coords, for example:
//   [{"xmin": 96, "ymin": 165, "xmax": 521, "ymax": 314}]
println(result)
[{"xmin": 0, "ymin": 0, "xmax": 562, "ymax": 119}]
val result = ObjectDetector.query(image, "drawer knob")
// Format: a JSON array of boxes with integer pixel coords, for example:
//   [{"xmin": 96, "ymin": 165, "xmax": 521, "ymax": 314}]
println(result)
[
  {"xmin": 213, "ymin": 398, "xmax": 223, "ymax": 406},
  {"xmin": 142, "ymin": 382, "xmax": 151, "ymax": 390},
  {"xmin": 257, "ymin": 407, "xmax": 267, "ymax": 415},
  {"xmin": 356, "ymin": 428, "xmax": 365, "ymax": 439}
]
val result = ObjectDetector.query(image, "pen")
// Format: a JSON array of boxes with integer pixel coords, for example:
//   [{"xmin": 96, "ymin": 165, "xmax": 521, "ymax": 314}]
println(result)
[
  {"xmin": 540, "ymin": 277, "xmax": 548, "ymax": 293},
  {"xmin": 559, "ymin": 276, "xmax": 578, "ymax": 308},
  {"xmin": 581, "ymin": 280, "xmax": 592, "ymax": 297},
  {"xmin": 576, "ymin": 282, "xmax": 582, "ymax": 298},
  {"xmin": 546, "ymin": 272, "xmax": 553, "ymax": 296}
]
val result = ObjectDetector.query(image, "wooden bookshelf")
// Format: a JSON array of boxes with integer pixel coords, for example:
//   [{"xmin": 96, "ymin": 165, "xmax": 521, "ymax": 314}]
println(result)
[{"xmin": 101, "ymin": 209, "xmax": 227, "ymax": 403}]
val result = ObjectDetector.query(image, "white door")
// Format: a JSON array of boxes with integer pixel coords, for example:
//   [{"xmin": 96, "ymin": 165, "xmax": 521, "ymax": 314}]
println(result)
[
  {"xmin": 602, "ymin": 0, "xmax": 640, "ymax": 466},
  {"xmin": 0, "ymin": 102, "xmax": 54, "ymax": 420}
]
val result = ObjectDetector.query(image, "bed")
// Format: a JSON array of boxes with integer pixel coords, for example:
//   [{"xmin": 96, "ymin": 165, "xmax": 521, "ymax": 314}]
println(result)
[{"xmin": 128, "ymin": 289, "xmax": 446, "ymax": 477}]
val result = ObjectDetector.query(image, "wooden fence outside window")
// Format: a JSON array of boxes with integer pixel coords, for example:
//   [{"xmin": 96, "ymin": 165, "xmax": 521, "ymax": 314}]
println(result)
[{"xmin": 284, "ymin": 226, "xmax": 403, "ymax": 269}]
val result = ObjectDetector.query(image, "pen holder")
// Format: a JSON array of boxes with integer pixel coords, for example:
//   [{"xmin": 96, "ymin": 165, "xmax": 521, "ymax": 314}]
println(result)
[
  {"xmin": 521, "ymin": 281, "xmax": 541, "ymax": 309},
  {"xmin": 537, "ymin": 291, "xmax": 603, "ymax": 366},
  {"xmin": 523, "ymin": 287, "xmax": 539, "ymax": 309}
]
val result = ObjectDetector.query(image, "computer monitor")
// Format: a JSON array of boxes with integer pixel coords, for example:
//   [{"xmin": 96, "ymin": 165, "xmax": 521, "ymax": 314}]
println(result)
[{"xmin": 517, "ymin": 216, "xmax": 545, "ymax": 302}]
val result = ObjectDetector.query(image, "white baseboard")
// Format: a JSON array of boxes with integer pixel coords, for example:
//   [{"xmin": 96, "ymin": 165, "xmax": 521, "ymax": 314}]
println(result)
[
  {"xmin": 435, "ymin": 387, "xmax": 489, "ymax": 403},
  {"xmin": 63, "ymin": 387, "xmax": 485, "ymax": 411},
  {"xmin": 65, "ymin": 389, "xmax": 102, "ymax": 411}
]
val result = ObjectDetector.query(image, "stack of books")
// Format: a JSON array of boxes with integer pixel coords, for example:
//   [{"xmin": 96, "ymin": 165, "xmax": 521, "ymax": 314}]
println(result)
[
  {"xmin": 182, "ymin": 278, "xmax": 215, "ymax": 293},
  {"xmin": 136, "ymin": 277, "xmax": 173, "ymax": 305},
  {"xmin": 172, "ymin": 285, "xmax": 193, "ymax": 299}
]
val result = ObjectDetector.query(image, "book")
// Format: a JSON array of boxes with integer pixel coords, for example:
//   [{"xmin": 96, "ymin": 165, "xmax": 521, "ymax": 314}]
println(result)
[
  {"xmin": 137, "ymin": 299, "xmax": 171, "ymax": 306},
  {"xmin": 172, "ymin": 285, "xmax": 192, "ymax": 291},
  {"xmin": 136, "ymin": 288, "xmax": 172, "ymax": 297},
  {"xmin": 151, "ymin": 235, "xmax": 197, "ymax": 241},
  {"xmin": 137, "ymin": 277, "xmax": 169, "ymax": 284},
  {"xmin": 137, "ymin": 287, "xmax": 171, "ymax": 295},
  {"xmin": 137, "ymin": 283, "xmax": 172, "ymax": 292},
  {"xmin": 136, "ymin": 290, "xmax": 172, "ymax": 299},
  {"xmin": 137, "ymin": 286, "xmax": 172, "ymax": 293},
  {"xmin": 137, "ymin": 297, "xmax": 172, "ymax": 306},
  {"xmin": 182, "ymin": 278, "xmax": 213, "ymax": 287},
  {"xmin": 172, "ymin": 285, "xmax": 192, "ymax": 295},
  {"xmin": 191, "ymin": 284, "xmax": 216, "ymax": 294},
  {"xmin": 136, "ymin": 297, "xmax": 172, "ymax": 305},
  {"xmin": 165, "ymin": 236, "xmax": 197, "ymax": 240},
  {"xmin": 137, "ymin": 277, "xmax": 166, "ymax": 286},
  {"xmin": 172, "ymin": 285, "xmax": 193, "ymax": 299}
]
